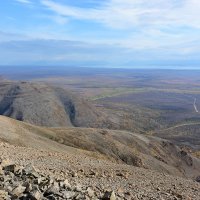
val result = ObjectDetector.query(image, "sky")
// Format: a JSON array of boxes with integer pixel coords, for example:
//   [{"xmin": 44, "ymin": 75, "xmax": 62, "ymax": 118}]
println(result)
[{"xmin": 0, "ymin": 0, "xmax": 200, "ymax": 68}]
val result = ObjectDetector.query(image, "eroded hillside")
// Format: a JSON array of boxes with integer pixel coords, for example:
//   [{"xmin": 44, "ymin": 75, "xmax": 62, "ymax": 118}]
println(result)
[{"xmin": 0, "ymin": 81, "xmax": 111, "ymax": 128}]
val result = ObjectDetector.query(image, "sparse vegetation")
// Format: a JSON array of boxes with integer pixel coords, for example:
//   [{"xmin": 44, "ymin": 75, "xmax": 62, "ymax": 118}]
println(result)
[{"xmin": 0, "ymin": 69, "xmax": 200, "ymax": 199}]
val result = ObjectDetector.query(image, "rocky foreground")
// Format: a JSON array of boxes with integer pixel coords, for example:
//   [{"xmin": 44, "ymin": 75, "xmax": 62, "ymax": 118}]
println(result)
[
  {"xmin": 0, "ymin": 142, "xmax": 200, "ymax": 200},
  {"xmin": 0, "ymin": 159, "xmax": 118, "ymax": 200}
]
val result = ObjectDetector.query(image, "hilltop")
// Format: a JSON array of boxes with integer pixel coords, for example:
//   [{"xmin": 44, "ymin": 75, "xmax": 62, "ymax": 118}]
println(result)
[{"xmin": 0, "ymin": 81, "xmax": 111, "ymax": 128}]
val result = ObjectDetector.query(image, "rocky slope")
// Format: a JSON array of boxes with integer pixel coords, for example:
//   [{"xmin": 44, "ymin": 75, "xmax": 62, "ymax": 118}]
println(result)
[
  {"xmin": 0, "ymin": 142, "xmax": 200, "ymax": 200},
  {"xmin": 0, "ymin": 115, "xmax": 200, "ymax": 180},
  {"xmin": 48, "ymin": 127, "xmax": 200, "ymax": 179},
  {"xmin": 0, "ymin": 80, "xmax": 199, "ymax": 199},
  {"xmin": 0, "ymin": 156, "xmax": 117, "ymax": 200}
]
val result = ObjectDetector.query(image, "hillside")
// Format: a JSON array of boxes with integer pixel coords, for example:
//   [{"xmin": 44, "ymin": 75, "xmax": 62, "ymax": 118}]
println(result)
[
  {"xmin": 0, "ymin": 79, "xmax": 199, "ymax": 199},
  {"xmin": 0, "ymin": 116, "xmax": 199, "ymax": 199},
  {"xmin": 0, "ymin": 81, "xmax": 110, "ymax": 128},
  {"xmin": 48, "ymin": 127, "xmax": 200, "ymax": 179},
  {"xmin": 1, "ymin": 142, "xmax": 200, "ymax": 200},
  {"xmin": 153, "ymin": 123, "xmax": 200, "ymax": 150},
  {"xmin": 0, "ymin": 115, "xmax": 200, "ymax": 180}
]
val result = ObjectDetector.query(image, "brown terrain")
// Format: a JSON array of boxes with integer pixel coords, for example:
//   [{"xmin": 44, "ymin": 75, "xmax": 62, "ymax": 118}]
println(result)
[
  {"xmin": 0, "ymin": 81, "xmax": 111, "ymax": 128},
  {"xmin": 0, "ymin": 115, "xmax": 200, "ymax": 199},
  {"xmin": 0, "ymin": 78, "xmax": 199, "ymax": 199}
]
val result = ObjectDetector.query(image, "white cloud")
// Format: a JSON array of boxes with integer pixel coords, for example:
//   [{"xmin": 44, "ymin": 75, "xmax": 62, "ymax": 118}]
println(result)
[
  {"xmin": 1, "ymin": 38, "xmax": 199, "ymax": 66},
  {"xmin": 2, "ymin": 0, "xmax": 200, "ymax": 66},
  {"xmin": 38, "ymin": 0, "xmax": 200, "ymax": 53},
  {"xmin": 40, "ymin": 0, "xmax": 200, "ymax": 29}
]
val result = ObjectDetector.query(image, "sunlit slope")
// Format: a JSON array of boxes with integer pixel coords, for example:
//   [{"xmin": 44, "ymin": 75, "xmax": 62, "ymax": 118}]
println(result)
[
  {"xmin": 0, "ymin": 81, "xmax": 110, "ymax": 128},
  {"xmin": 0, "ymin": 115, "xmax": 200, "ymax": 180}
]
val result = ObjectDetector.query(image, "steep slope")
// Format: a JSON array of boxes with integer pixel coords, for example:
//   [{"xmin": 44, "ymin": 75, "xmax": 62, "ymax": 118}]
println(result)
[
  {"xmin": 0, "ymin": 115, "xmax": 200, "ymax": 180},
  {"xmin": 47, "ymin": 127, "xmax": 200, "ymax": 179},
  {"xmin": 0, "ymin": 81, "xmax": 110, "ymax": 128},
  {"xmin": 1, "ymin": 142, "xmax": 200, "ymax": 200}
]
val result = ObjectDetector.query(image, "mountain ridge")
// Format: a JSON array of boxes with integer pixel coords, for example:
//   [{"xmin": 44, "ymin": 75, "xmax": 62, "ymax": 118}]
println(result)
[{"xmin": 0, "ymin": 81, "xmax": 111, "ymax": 128}]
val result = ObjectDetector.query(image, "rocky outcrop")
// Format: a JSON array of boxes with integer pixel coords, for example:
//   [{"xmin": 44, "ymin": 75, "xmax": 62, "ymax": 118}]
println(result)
[
  {"xmin": 0, "ymin": 158, "xmax": 116, "ymax": 200},
  {"xmin": 0, "ymin": 141, "xmax": 200, "ymax": 200}
]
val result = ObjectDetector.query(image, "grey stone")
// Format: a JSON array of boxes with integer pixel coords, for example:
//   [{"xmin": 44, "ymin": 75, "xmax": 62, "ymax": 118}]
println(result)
[
  {"xmin": 87, "ymin": 187, "xmax": 95, "ymax": 197},
  {"xmin": 62, "ymin": 191, "xmax": 76, "ymax": 199},
  {"xmin": 103, "ymin": 191, "xmax": 116, "ymax": 200},
  {"xmin": 3, "ymin": 164, "xmax": 16, "ymax": 173},
  {"xmin": 12, "ymin": 185, "xmax": 26, "ymax": 197},
  {"xmin": 0, "ymin": 190, "xmax": 9, "ymax": 200},
  {"xmin": 29, "ymin": 190, "xmax": 43, "ymax": 200}
]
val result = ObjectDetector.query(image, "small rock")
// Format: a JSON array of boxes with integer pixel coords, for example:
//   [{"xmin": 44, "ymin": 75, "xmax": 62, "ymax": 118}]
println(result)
[
  {"xmin": 75, "ymin": 193, "xmax": 85, "ymax": 199},
  {"xmin": 23, "ymin": 164, "xmax": 40, "ymax": 178},
  {"xmin": 87, "ymin": 187, "xmax": 95, "ymax": 197},
  {"xmin": 195, "ymin": 176, "xmax": 200, "ymax": 183},
  {"xmin": 3, "ymin": 164, "xmax": 16, "ymax": 173},
  {"xmin": 75, "ymin": 184, "xmax": 82, "ymax": 192},
  {"xmin": 44, "ymin": 185, "xmax": 61, "ymax": 197},
  {"xmin": 72, "ymin": 171, "xmax": 78, "ymax": 177},
  {"xmin": 89, "ymin": 171, "xmax": 97, "ymax": 176},
  {"xmin": 28, "ymin": 190, "xmax": 43, "ymax": 200},
  {"xmin": 157, "ymin": 187, "xmax": 161, "ymax": 191},
  {"xmin": 1, "ymin": 159, "xmax": 12, "ymax": 168},
  {"xmin": 62, "ymin": 191, "xmax": 76, "ymax": 199},
  {"xmin": 62, "ymin": 179, "xmax": 71, "ymax": 189},
  {"xmin": 117, "ymin": 188, "xmax": 124, "ymax": 197},
  {"xmin": 0, "ymin": 190, "xmax": 9, "ymax": 200},
  {"xmin": 12, "ymin": 185, "xmax": 26, "ymax": 197},
  {"xmin": 103, "ymin": 191, "xmax": 116, "ymax": 200},
  {"xmin": 0, "ymin": 166, "xmax": 4, "ymax": 175},
  {"xmin": 116, "ymin": 172, "xmax": 128, "ymax": 179},
  {"xmin": 23, "ymin": 182, "xmax": 33, "ymax": 192}
]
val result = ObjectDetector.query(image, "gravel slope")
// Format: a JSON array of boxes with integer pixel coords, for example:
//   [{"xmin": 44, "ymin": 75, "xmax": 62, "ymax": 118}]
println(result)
[
  {"xmin": 0, "ymin": 142, "xmax": 200, "ymax": 200},
  {"xmin": 0, "ymin": 115, "xmax": 200, "ymax": 179},
  {"xmin": 0, "ymin": 115, "xmax": 199, "ymax": 199}
]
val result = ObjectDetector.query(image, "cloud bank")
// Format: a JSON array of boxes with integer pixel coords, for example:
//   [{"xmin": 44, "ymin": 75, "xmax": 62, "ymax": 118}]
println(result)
[
  {"xmin": 0, "ymin": 0, "xmax": 200, "ymax": 68},
  {"xmin": 41, "ymin": 0, "xmax": 200, "ymax": 29}
]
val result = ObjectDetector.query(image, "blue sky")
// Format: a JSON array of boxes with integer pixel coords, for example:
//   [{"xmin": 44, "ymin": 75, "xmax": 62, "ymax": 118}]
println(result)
[{"xmin": 0, "ymin": 0, "xmax": 200, "ymax": 68}]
